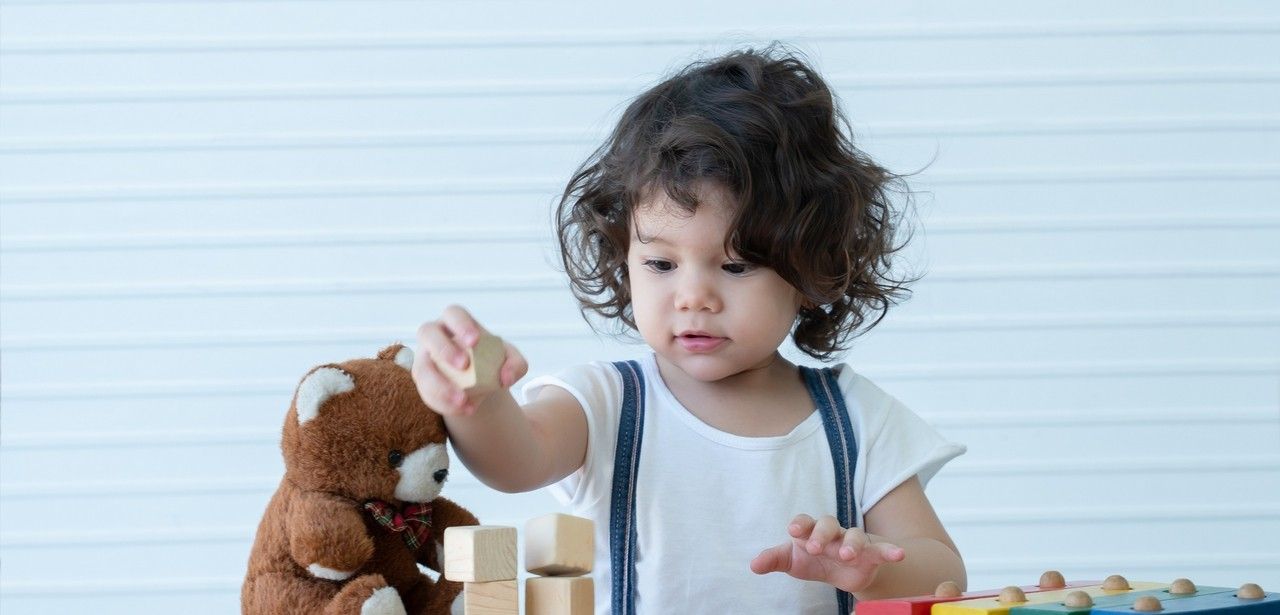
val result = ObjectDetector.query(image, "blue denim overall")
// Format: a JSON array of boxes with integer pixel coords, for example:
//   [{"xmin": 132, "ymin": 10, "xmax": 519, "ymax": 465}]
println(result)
[{"xmin": 608, "ymin": 360, "xmax": 860, "ymax": 615}]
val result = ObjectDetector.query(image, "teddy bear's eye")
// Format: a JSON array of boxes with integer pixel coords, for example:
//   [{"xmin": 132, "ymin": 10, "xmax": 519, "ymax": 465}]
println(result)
[{"xmin": 387, "ymin": 449, "xmax": 404, "ymax": 468}]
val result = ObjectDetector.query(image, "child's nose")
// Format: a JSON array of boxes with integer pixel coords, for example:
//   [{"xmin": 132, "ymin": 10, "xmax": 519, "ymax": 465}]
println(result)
[{"xmin": 674, "ymin": 275, "xmax": 721, "ymax": 312}]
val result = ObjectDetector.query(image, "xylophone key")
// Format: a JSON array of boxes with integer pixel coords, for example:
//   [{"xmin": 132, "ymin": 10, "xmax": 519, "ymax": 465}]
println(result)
[{"xmin": 1090, "ymin": 585, "xmax": 1278, "ymax": 615}]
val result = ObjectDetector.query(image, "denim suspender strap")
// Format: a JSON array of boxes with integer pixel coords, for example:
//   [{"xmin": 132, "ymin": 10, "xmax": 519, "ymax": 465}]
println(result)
[
  {"xmin": 608, "ymin": 360, "xmax": 646, "ymax": 615},
  {"xmin": 801, "ymin": 366, "xmax": 861, "ymax": 615}
]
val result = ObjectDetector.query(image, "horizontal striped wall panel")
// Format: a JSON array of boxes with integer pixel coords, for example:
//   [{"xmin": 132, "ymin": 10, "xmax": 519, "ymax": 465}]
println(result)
[
  {"xmin": 2, "ymin": 115, "xmax": 1278, "ymax": 155},
  {"xmin": 4, "ymin": 19, "xmax": 1279, "ymax": 53},
  {"xmin": 7, "ymin": 165, "xmax": 1280, "ymax": 204}
]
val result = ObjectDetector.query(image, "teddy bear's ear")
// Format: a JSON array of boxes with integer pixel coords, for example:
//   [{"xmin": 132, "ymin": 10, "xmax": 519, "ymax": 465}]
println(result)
[
  {"xmin": 294, "ymin": 366, "xmax": 356, "ymax": 424},
  {"xmin": 392, "ymin": 346, "xmax": 414, "ymax": 371},
  {"xmin": 377, "ymin": 343, "xmax": 414, "ymax": 371}
]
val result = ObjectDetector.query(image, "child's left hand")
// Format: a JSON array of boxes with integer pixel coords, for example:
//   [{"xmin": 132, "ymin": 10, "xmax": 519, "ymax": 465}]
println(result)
[{"xmin": 749, "ymin": 513, "xmax": 905, "ymax": 594}]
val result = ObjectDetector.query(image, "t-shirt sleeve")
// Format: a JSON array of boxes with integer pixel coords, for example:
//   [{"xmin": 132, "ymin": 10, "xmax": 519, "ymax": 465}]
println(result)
[
  {"xmin": 519, "ymin": 361, "xmax": 622, "ymax": 509},
  {"xmin": 841, "ymin": 369, "xmax": 967, "ymax": 515}
]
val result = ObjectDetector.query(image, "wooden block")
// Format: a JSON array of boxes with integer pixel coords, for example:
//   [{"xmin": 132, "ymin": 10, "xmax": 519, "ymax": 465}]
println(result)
[
  {"xmin": 1013, "ymin": 587, "xmax": 1236, "ymax": 615},
  {"xmin": 525, "ymin": 513, "xmax": 594, "ymax": 576},
  {"xmin": 444, "ymin": 526, "xmax": 517, "ymax": 582},
  {"xmin": 526, "ymin": 577, "xmax": 594, "ymax": 615},
  {"xmin": 434, "ymin": 331, "xmax": 504, "ymax": 396},
  {"xmin": 856, "ymin": 580, "xmax": 1101, "ymax": 615},
  {"xmin": 463, "ymin": 580, "xmax": 518, "ymax": 615},
  {"xmin": 1090, "ymin": 587, "xmax": 1278, "ymax": 615},
  {"xmin": 933, "ymin": 582, "xmax": 1167, "ymax": 615}
]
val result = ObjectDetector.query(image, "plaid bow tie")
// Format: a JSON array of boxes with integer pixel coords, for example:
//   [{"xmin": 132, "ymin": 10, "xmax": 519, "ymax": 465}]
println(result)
[{"xmin": 363, "ymin": 500, "xmax": 433, "ymax": 550}]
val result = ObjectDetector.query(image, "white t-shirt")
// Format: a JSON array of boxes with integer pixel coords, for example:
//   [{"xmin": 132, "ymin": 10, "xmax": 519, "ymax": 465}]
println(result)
[{"xmin": 521, "ymin": 353, "xmax": 965, "ymax": 615}]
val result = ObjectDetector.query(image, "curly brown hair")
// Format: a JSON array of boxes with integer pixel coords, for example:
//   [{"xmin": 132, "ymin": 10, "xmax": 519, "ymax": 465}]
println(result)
[{"xmin": 555, "ymin": 46, "xmax": 917, "ymax": 360}]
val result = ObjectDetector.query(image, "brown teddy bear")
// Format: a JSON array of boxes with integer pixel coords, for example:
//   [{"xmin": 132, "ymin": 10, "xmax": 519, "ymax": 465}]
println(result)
[{"xmin": 242, "ymin": 344, "xmax": 479, "ymax": 615}]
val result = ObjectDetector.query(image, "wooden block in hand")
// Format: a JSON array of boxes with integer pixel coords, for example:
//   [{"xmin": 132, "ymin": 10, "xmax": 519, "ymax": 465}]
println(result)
[
  {"xmin": 526, "ymin": 577, "xmax": 594, "ymax": 615},
  {"xmin": 444, "ymin": 526, "xmax": 517, "ymax": 582},
  {"xmin": 524, "ymin": 513, "xmax": 593, "ymax": 576},
  {"xmin": 463, "ymin": 580, "xmax": 518, "ymax": 615},
  {"xmin": 434, "ymin": 331, "xmax": 504, "ymax": 397}
]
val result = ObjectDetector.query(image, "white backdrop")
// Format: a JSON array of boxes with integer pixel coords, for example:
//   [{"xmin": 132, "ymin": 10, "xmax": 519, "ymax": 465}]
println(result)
[{"xmin": 2, "ymin": 1, "xmax": 1278, "ymax": 613}]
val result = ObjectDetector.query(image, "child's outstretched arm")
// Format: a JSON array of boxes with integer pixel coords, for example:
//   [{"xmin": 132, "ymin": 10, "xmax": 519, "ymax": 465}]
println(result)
[
  {"xmin": 411, "ymin": 305, "xmax": 588, "ymax": 493},
  {"xmin": 750, "ymin": 476, "xmax": 966, "ymax": 603}
]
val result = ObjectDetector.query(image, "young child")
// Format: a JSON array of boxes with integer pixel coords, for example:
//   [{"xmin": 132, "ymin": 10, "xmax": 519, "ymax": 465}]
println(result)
[{"xmin": 411, "ymin": 47, "xmax": 967, "ymax": 614}]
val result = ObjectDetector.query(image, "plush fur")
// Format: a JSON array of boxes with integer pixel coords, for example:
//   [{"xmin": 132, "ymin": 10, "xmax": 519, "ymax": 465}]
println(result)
[{"xmin": 243, "ymin": 344, "xmax": 479, "ymax": 615}]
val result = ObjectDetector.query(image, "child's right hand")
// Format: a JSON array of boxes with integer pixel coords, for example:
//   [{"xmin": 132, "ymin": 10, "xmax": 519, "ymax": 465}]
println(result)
[{"xmin": 411, "ymin": 305, "xmax": 528, "ymax": 417}]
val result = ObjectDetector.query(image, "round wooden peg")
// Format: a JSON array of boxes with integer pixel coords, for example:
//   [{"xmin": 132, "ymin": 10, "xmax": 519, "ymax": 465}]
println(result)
[
  {"xmin": 998, "ymin": 586, "xmax": 1028, "ymax": 604},
  {"xmin": 1103, "ymin": 575, "xmax": 1132, "ymax": 591},
  {"xmin": 935, "ymin": 581, "xmax": 963, "ymax": 598},
  {"xmin": 1064, "ymin": 591, "xmax": 1094, "ymax": 609},
  {"xmin": 1238, "ymin": 584, "xmax": 1265, "ymax": 600},
  {"xmin": 1169, "ymin": 579, "xmax": 1197, "ymax": 595},
  {"xmin": 1133, "ymin": 596, "xmax": 1163, "ymax": 612},
  {"xmin": 1039, "ymin": 570, "xmax": 1066, "ymax": 589}
]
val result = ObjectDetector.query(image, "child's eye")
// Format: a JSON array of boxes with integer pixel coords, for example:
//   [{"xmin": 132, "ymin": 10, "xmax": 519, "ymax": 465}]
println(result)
[
  {"xmin": 642, "ymin": 259, "xmax": 674, "ymax": 273},
  {"xmin": 723, "ymin": 262, "xmax": 755, "ymax": 275}
]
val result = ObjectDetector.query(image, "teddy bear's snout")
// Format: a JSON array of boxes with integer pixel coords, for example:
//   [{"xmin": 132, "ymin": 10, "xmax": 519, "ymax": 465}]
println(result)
[{"xmin": 392, "ymin": 442, "xmax": 450, "ymax": 503}]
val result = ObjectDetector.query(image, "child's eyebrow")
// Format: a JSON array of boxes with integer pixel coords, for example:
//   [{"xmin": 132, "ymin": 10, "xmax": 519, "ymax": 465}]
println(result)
[{"xmin": 633, "ymin": 232, "xmax": 671, "ymax": 246}]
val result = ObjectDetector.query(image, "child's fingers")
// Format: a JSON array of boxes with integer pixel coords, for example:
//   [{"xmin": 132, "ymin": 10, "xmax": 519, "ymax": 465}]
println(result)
[
  {"xmin": 410, "ymin": 346, "xmax": 475, "ymax": 416},
  {"xmin": 839, "ymin": 528, "xmax": 871, "ymax": 561},
  {"xmin": 806, "ymin": 515, "xmax": 843, "ymax": 555},
  {"xmin": 500, "ymin": 342, "xmax": 528, "ymax": 388},
  {"xmin": 440, "ymin": 304, "xmax": 483, "ymax": 348},
  {"xmin": 749, "ymin": 543, "xmax": 793, "ymax": 575},
  {"xmin": 787, "ymin": 514, "xmax": 817, "ymax": 539},
  {"xmin": 875, "ymin": 541, "xmax": 906, "ymax": 563},
  {"xmin": 417, "ymin": 320, "xmax": 470, "ymax": 371}
]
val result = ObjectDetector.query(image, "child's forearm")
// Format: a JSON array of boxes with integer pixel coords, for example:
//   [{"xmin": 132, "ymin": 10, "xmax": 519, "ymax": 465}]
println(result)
[
  {"xmin": 442, "ymin": 389, "xmax": 549, "ymax": 493},
  {"xmin": 854, "ymin": 535, "xmax": 966, "ymax": 602}
]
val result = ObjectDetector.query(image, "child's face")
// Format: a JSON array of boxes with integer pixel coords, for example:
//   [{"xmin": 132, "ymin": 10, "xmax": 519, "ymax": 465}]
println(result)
[{"xmin": 627, "ymin": 182, "xmax": 804, "ymax": 382}]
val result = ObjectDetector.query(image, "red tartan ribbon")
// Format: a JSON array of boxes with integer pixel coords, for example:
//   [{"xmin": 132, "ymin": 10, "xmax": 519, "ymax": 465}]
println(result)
[{"xmin": 363, "ymin": 500, "xmax": 433, "ymax": 550}]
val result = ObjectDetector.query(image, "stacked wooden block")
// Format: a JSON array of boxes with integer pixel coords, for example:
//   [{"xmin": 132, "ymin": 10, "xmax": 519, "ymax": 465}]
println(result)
[
  {"xmin": 524, "ymin": 513, "xmax": 594, "ymax": 615},
  {"xmin": 443, "ymin": 514, "xmax": 594, "ymax": 615},
  {"xmin": 444, "ymin": 525, "xmax": 520, "ymax": 615}
]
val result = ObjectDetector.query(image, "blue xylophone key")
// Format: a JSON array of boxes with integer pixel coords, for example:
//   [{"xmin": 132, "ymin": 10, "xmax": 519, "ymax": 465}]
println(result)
[{"xmin": 1091, "ymin": 588, "xmax": 1279, "ymax": 615}]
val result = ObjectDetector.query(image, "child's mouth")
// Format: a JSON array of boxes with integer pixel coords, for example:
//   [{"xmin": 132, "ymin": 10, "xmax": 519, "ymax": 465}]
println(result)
[{"xmin": 677, "ymin": 334, "xmax": 726, "ymax": 352}]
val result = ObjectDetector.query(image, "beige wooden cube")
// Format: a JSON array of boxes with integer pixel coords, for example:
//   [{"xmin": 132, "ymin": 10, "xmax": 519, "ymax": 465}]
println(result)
[
  {"xmin": 524, "ymin": 513, "xmax": 593, "ymax": 576},
  {"xmin": 433, "ymin": 331, "xmax": 504, "ymax": 397},
  {"xmin": 525, "ymin": 577, "xmax": 594, "ymax": 615},
  {"xmin": 463, "ymin": 580, "xmax": 518, "ymax": 615},
  {"xmin": 444, "ymin": 526, "xmax": 517, "ymax": 582}
]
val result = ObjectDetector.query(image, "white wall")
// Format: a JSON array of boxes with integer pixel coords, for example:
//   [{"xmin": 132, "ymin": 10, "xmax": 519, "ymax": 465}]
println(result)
[{"xmin": 2, "ymin": 1, "xmax": 1278, "ymax": 613}]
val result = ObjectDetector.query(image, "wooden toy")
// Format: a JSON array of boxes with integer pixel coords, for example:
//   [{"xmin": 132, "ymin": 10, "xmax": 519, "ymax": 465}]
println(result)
[
  {"xmin": 522, "ymin": 514, "xmax": 596, "ymax": 614},
  {"xmin": 861, "ymin": 578, "xmax": 1276, "ymax": 615},
  {"xmin": 1013, "ymin": 583, "xmax": 1236, "ymax": 615},
  {"xmin": 433, "ymin": 331, "xmax": 505, "ymax": 397},
  {"xmin": 855, "ymin": 573, "xmax": 1100, "ymax": 615},
  {"xmin": 443, "ymin": 525, "xmax": 518, "ymax": 583},
  {"xmin": 525, "ymin": 513, "xmax": 594, "ymax": 576},
  {"xmin": 1090, "ymin": 584, "xmax": 1277, "ymax": 615},
  {"xmin": 462, "ymin": 580, "xmax": 518, "ymax": 615},
  {"xmin": 525, "ymin": 577, "xmax": 594, "ymax": 615},
  {"xmin": 932, "ymin": 576, "xmax": 1168, "ymax": 615}
]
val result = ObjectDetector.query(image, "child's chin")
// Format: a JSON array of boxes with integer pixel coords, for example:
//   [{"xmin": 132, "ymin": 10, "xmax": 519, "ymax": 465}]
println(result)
[{"xmin": 670, "ymin": 354, "xmax": 738, "ymax": 382}]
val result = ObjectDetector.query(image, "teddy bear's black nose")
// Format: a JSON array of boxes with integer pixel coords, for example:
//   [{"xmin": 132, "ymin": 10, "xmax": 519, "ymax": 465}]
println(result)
[{"xmin": 433, "ymin": 469, "xmax": 449, "ymax": 484}]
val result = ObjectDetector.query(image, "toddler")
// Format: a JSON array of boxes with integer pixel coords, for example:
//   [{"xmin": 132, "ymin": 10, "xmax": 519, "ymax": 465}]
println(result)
[{"xmin": 412, "ymin": 47, "xmax": 967, "ymax": 615}]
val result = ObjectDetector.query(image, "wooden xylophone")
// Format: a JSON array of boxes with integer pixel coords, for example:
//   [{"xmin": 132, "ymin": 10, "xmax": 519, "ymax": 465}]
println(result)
[{"xmin": 856, "ymin": 573, "xmax": 1278, "ymax": 615}]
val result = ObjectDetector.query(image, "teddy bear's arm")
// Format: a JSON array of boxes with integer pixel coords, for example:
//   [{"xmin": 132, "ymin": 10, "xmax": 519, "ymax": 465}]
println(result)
[
  {"xmin": 286, "ymin": 492, "xmax": 375, "ymax": 581},
  {"xmin": 419, "ymin": 496, "xmax": 481, "ymax": 572}
]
